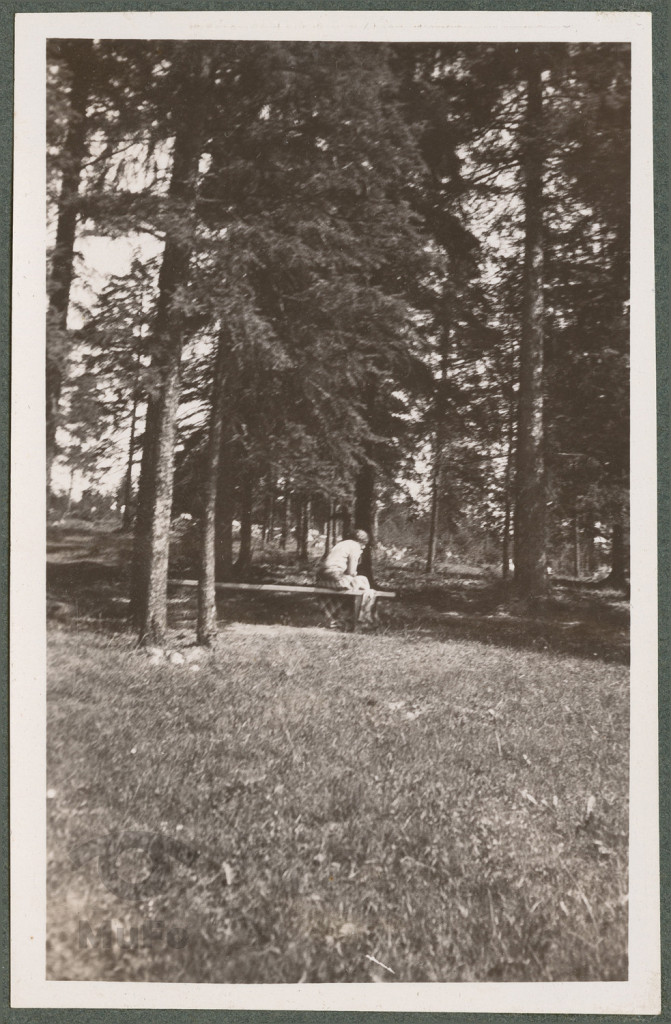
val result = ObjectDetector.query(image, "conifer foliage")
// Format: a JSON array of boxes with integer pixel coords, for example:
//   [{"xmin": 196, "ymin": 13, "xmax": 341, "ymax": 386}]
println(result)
[{"xmin": 46, "ymin": 40, "xmax": 631, "ymax": 640}]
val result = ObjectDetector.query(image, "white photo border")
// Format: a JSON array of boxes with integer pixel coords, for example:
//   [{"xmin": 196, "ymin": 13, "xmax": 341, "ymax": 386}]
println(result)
[{"xmin": 10, "ymin": 8, "xmax": 660, "ymax": 1014}]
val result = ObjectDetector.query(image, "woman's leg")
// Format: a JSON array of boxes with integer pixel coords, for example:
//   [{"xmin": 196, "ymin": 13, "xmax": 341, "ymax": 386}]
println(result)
[
  {"xmin": 352, "ymin": 575, "xmax": 376, "ymax": 623},
  {"xmin": 317, "ymin": 569, "xmax": 353, "ymax": 590},
  {"xmin": 316, "ymin": 568, "xmax": 352, "ymax": 627}
]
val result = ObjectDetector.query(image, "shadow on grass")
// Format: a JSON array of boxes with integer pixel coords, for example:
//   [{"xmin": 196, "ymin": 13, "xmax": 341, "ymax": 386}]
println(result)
[
  {"xmin": 387, "ymin": 565, "xmax": 628, "ymax": 664},
  {"xmin": 47, "ymin": 552, "xmax": 629, "ymax": 665}
]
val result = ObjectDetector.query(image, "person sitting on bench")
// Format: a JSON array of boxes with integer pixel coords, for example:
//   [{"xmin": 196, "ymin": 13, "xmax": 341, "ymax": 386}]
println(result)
[{"xmin": 316, "ymin": 529, "xmax": 375, "ymax": 623}]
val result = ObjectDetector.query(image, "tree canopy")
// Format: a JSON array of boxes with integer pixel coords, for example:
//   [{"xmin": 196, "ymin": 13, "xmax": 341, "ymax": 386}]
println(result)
[{"xmin": 47, "ymin": 39, "xmax": 631, "ymax": 640}]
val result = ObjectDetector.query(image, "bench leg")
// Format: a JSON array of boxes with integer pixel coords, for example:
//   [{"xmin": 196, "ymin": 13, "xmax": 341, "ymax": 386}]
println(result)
[{"xmin": 351, "ymin": 593, "xmax": 363, "ymax": 632}]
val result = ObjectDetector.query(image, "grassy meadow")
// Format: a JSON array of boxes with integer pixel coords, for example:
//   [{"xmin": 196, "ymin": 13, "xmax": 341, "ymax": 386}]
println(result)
[{"xmin": 46, "ymin": 524, "xmax": 629, "ymax": 983}]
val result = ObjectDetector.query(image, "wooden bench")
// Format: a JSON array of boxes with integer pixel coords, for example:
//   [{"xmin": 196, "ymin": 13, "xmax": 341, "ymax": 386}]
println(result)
[{"xmin": 170, "ymin": 580, "xmax": 396, "ymax": 631}]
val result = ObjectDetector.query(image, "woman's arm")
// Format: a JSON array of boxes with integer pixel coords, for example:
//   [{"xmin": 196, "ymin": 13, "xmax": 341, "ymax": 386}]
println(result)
[{"xmin": 346, "ymin": 544, "xmax": 361, "ymax": 576}]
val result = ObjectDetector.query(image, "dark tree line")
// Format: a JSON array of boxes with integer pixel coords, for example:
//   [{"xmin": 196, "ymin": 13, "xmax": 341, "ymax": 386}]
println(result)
[{"xmin": 47, "ymin": 40, "xmax": 631, "ymax": 643}]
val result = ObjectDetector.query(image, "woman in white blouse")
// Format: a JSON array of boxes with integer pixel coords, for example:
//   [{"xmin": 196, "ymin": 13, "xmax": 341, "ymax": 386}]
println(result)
[{"xmin": 316, "ymin": 529, "xmax": 375, "ymax": 622}]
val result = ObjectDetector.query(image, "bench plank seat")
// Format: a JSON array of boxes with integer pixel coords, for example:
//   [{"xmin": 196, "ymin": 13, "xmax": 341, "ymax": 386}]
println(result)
[{"xmin": 170, "ymin": 579, "xmax": 396, "ymax": 631}]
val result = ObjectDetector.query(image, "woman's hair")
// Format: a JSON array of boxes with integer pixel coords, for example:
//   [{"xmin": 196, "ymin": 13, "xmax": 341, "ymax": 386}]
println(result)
[{"xmin": 354, "ymin": 529, "xmax": 370, "ymax": 545}]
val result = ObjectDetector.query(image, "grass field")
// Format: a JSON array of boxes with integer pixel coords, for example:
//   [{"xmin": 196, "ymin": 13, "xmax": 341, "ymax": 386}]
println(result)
[{"xmin": 46, "ymin": 548, "xmax": 629, "ymax": 982}]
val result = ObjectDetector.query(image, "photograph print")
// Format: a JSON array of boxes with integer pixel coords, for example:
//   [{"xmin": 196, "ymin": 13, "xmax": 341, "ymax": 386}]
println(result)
[{"xmin": 9, "ymin": 8, "xmax": 660, "ymax": 1015}]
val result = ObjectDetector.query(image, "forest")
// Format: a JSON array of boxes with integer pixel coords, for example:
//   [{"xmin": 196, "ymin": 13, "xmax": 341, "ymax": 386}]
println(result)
[
  {"xmin": 47, "ymin": 40, "xmax": 630, "ymax": 644},
  {"xmin": 43, "ymin": 38, "xmax": 635, "ymax": 985}
]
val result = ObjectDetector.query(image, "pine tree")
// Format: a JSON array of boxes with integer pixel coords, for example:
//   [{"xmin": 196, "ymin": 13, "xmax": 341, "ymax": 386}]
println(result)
[
  {"xmin": 135, "ymin": 45, "xmax": 213, "ymax": 644},
  {"xmin": 542, "ymin": 45, "xmax": 630, "ymax": 585},
  {"xmin": 48, "ymin": 41, "xmax": 631, "ymax": 604},
  {"xmin": 180, "ymin": 42, "xmax": 427, "ymax": 600}
]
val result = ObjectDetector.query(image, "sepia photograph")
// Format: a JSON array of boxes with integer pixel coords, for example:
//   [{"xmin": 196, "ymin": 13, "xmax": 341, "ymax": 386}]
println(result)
[{"xmin": 9, "ymin": 8, "xmax": 660, "ymax": 1015}]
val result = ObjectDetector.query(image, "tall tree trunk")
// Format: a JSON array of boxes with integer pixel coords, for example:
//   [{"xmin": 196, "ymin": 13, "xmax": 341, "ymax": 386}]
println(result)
[
  {"xmin": 502, "ymin": 395, "xmax": 515, "ymax": 580},
  {"xmin": 354, "ymin": 463, "xmax": 376, "ymax": 540},
  {"xmin": 65, "ymin": 466, "xmax": 75, "ymax": 514},
  {"xmin": 584, "ymin": 519, "xmax": 596, "ymax": 576},
  {"xmin": 299, "ymin": 498, "xmax": 310, "ymax": 563},
  {"xmin": 141, "ymin": 367, "xmax": 181, "ymax": 643},
  {"xmin": 129, "ymin": 398, "xmax": 158, "ymax": 628},
  {"xmin": 426, "ymin": 311, "xmax": 450, "ymax": 574},
  {"xmin": 354, "ymin": 462, "xmax": 377, "ymax": 587},
  {"xmin": 572, "ymin": 511, "xmax": 581, "ymax": 579},
  {"xmin": 215, "ymin": 440, "xmax": 235, "ymax": 581},
  {"xmin": 259, "ymin": 481, "xmax": 274, "ymax": 552},
  {"xmin": 216, "ymin": 506, "xmax": 234, "ymax": 579},
  {"xmin": 46, "ymin": 39, "xmax": 93, "ymax": 496},
  {"xmin": 514, "ymin": 47, "xmax": 547, "ymax": 600},
  {"xmin": 341, "ymin": 504, "xmax": 351, "ymax": 542},
  {"xmin": 280, "ymin": 482, "xmax": 289, "ymax": 550},
  {"xmin": 608, "ymin": 509, "xmax": 628, "ymax": 589},
  {"xmin": 426, "ymin": 436, "xmax": 441, "ymax": 573},
  {"xmin": 268, "ymin": 493, "xmax": 275, "ymax": 545},
  {"xmin": 235, "ymin": 477, "xmax": 253, "ymax": 575},
  {"xmin": 197, "ymin": 330, "xmax": 229, "ymax": 645},
  {"xmin": 138, "ymin": 49, "xmax": 209, "ymax": 644},
  {"xmin": 324, "ymin": 500, "xmax": 333, "ymax": 556},
  {"xmin": 294, "ymin": 495, "xmax": 303, "ymax": 560},
  {"xmin": 121, "ymin": 385, "xmax": 139, "ymax": 531}
]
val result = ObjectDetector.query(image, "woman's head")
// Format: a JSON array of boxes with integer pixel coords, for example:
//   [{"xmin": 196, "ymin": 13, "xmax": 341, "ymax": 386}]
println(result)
[{"xmin": 354, "ymin": 529, "xmax": 370, "ymax": 546}]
